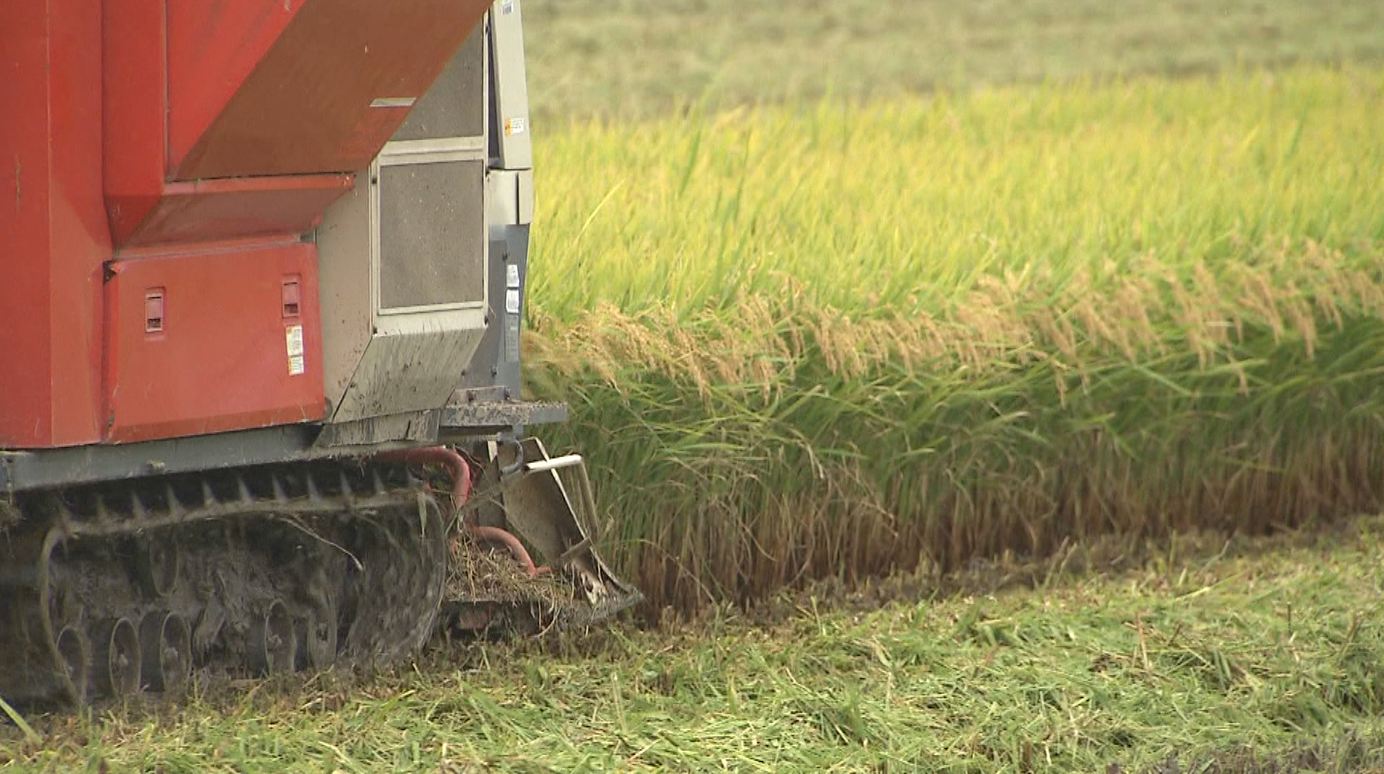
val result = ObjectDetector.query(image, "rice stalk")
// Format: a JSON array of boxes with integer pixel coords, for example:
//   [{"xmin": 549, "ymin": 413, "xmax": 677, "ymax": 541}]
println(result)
[{"xmin": 523, "ymin": 65, "xmax": 1384, "ymax": 613}]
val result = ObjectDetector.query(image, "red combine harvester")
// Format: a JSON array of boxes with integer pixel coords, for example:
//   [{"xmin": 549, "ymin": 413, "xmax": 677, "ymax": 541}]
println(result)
[{"xmin": 0, "ymin": 1, "xmax": 636, "ymax": 705}]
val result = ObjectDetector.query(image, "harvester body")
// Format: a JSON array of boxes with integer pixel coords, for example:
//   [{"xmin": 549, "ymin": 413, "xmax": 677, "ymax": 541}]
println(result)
[{"xmin": 0, "ymin": 0, "xmax": 635, "ymax": 705}]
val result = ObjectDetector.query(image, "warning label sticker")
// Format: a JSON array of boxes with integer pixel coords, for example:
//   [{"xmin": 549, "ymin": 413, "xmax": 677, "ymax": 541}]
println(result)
[{"xmin": 286, "ymin": 325, "xmax": 305, "ymax": 376}]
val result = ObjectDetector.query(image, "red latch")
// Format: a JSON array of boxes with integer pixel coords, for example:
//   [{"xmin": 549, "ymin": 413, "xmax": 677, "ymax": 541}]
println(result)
[
  {"xmin": 281, "ymin": 277, "xmax": 301, "ymax": 318},
  {"xmin": 144, "ymin": 289, "xmax": 165, "ymax": 334}
]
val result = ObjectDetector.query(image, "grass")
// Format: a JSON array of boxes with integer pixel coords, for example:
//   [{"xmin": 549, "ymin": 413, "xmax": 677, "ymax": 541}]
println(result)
[
  {"xmin": 524, "ymin": 0, "xmax": 1384, "ymax": 121},
  {"xmin": 0, "ymin": 702, "xmax": 36, "ymax": 747},
  {"xmin": 523, "ymin": 64, "xmax": 1384, "ymax": 613},
  {"xmin": 6, "ymin": 515, "xmax": 1384, "ymax": 771}
]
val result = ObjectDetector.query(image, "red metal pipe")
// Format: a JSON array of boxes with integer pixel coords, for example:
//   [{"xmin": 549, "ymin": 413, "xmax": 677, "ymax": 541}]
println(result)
[
  {"xmin": 380, "ymin": 446, "xmax": 472, "ymax": 504},
  {"xmin": 379, "ymin": 446, "xmax": 544, "ymax": 578}
]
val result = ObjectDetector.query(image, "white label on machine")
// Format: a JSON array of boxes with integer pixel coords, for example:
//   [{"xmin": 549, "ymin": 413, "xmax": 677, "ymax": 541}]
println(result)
[
  {"xmin": 506, "ymin": 264, "xmax": 521, "ymax": 289},
  {"xmin": 504, "ymin": 117, "xmax": 526, "ymax": 136},
  {"xmin": 286, "ymin": 325, "xmax": 305, "ymax": 376},
  {"xmin": 501, "ymin": 1, "xmax": 516, "ymax": 15},
  {"xmin": 505, "ymin": 289, "xmax": 521, "ymax": 314}
]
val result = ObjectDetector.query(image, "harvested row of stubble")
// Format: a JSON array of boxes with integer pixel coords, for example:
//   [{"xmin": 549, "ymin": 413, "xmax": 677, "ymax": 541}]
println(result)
[
  {"xmin": 11, "ymin": 518, "xmax": 1384, "ymax": 771},
  {"xmin": 524, "ymin": 65, "xmax": 1384, "ymax": 614}
]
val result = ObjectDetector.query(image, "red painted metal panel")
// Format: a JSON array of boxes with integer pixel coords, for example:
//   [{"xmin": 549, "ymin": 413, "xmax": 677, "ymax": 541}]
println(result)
[
  {"xmin": 46, "ymin": 0, "xmax": 110, "ymax": 445},
  {"xmin": 102, "ymin": 0, "xmax": 169, "ymax": 248},
  {"xmin": 104, "ymin": 242, "xmax": 326, "ymax": 444},
  {"xmin": 169, "ymin": 0, "xmax": 492, "ymax": 179},
  {"xmin": 119, "ymin": 174, "xmax": 355, "ymax": 246},
  {"xmin": 0, "ymin": 2, "xmax": 55, "ymax": 447},
  {"xmin": 0, "ymin": 0, "xmax": 109, "ymax": 448},
  {"xmin": 166, "ymin": 0, "xmax": 308, "ymax": 171}
]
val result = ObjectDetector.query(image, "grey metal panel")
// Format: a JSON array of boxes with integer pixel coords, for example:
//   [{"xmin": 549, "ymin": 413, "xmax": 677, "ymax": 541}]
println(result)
[
  {"xmin": 0, "ymin": 400, "xmax": 568, "ymax": 493},
  {"xmin": 315, "ymin": 170, "xmax": 374, "ymax": 413},
  {"xmin": 332, "ymin": 320, "xmax": 485, "ymax": 422},
  {"xmin": 394, "ymin": 25, "xmax": 486, "ymax": 141},
  {"xmin": 496, "ymin": 224, "xmax": 529, "ymax": 392},
  {"xmin": 487, "ymin": 170, "xmax": 520, "ymax": 226},
  {"xmin": 379, "ymin": 160, "xmax": 486, "ymax": 309},
  {"xmin": 468, "ymin": 2, "xmax": 533, "ymax": 403},
  {"xmin": 0, "ymin": 426, "xmax": 322, "ymax": 493},
  {"xmin": 457, "ymin": 223, "xmax": 528, "ymax": 398},
  {"xmin": 516, "ymin": 168, "xmax": 534, "ymax": 224},
  {"xmin": 315, "ymin": 1, "xmax": 529, "ymax": 435},
  {"xmin": 486, "ymin": 169, "xmax": 535, "ymax": 227},
  {"xmin": 490, "ymin": 0, "xmax": 533, "ymax": 171},
  {"xmin": 316, "ymin": 410, "xmax": 442, "ymax": 447},
  {"xmin": 441, "ymin": 400, "xmax": 567, "ymax": 430}
]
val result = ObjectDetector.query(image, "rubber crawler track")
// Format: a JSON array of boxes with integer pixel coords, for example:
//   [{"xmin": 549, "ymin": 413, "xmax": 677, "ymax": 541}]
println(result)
[{"xmin": 0, "ymin": 460, "xmax": 446, "ymax": 705}]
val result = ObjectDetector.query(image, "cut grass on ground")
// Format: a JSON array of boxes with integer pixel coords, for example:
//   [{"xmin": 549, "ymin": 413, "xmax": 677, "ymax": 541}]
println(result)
[
  {"xmin": 525, "ymin": 0, "xmax": 1384, "ymax": 120},
  {"xmin": 5, "ymin": 515, "xmax": 1384, "ymax": 772}
]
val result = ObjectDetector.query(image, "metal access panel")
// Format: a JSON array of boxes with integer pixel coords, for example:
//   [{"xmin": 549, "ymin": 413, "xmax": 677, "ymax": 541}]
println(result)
[
  {"xmin": 378, "ymin": 159, "xmax": 486, "ymax": 310},
  {"xmin": 104, "ymin": 243, "xmax": 326, "ymax": 444},
  {"xmin": 317, "ymin": 23, "xmax": 490, "ymax": 430}
]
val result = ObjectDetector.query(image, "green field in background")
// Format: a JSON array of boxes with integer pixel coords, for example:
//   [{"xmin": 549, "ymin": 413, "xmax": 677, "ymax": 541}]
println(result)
[{"xmin": 525, "ymin": 0, "xmax": 1384, "ymax": 119}]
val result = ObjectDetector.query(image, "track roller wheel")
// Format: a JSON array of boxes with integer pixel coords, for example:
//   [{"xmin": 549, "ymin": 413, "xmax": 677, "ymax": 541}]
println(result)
[
  {"xmin": 140, "ymin": 612, "xmax": 191, "ymax": 693},
  {"xmin": 250, "ymin": 600, "xmax": 296, "ymax": 676},
  {"xmin": 54, "ymin": 625, "xmax": 90, "ymax": 703},
  {"xmin": 92, "ymin": 618, "xmax": 142, "ymax": 697},
  {"xmin": 136, "ymin": 538, "xmax": 179, "ymax": 598}
]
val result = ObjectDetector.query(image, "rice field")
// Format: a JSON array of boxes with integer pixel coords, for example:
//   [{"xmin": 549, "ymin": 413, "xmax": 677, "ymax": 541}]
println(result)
[
  {"xmin": 7, "ymin": 6, "xmax": 1384, "ymax": 770},
  {"xmin": 524, "ymin": 64, "xmax": 1384, "ymax": 613},
  {"xmin": 524, "ymin": 0, "xmax": 1384, "ymax": 121}
]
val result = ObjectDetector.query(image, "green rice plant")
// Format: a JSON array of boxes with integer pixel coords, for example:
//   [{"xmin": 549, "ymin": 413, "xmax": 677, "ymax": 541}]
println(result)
[{"xmin": 523, "ymin": 65, "xmax": 1384, "ymax": 613}]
